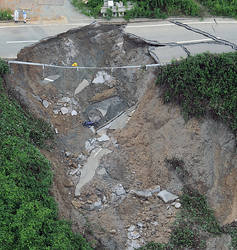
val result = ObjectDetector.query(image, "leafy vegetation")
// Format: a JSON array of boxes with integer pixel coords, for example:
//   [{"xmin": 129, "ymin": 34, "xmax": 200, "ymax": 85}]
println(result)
[
  {"xmin": 71, "ymin": 0, "xmax": 237, "ymax": 19},
  {"xmin": 124, "ymin": 0, "xmax": 201, "ymax": 19},
  {"xmin": 157, "ymin": 52, "xmax": 237, "ymax": 134},
  {"xmin": 71, "ymin": 0, "xmax": 104, "ymax": 18},
  {"xmin": 0, "ymin": 59, "xmax": 91, "ymax": 249},
  {"xmin": 199, "ymin": 0, "xmax": 237, "ymax": 18},
  {"xmin": 0, "ymin": 9, "xmax": 13, "ymax": 21}
]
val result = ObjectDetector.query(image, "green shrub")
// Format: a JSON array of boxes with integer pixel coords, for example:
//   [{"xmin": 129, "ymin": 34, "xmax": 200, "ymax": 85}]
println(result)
[
  {"xmin": 0, "ymin": 61, "xmax": 92, "ymax": 249},
  {"xmin": 157, "ymin": 52, "xmax": 237, "ymax": 133},
  {"xmin": 71, "ymin": 0, "xmax": 201, "ymax": 19},
  {"xmin": 0, "ymin": 9, "xmax": 13, "ymax": 21},
  {"xmin": 106, "ymin": 7, "xmax": 113, "ymax": 20},
  {"xmin": 199, "ymin": 0, "xmax": 237, "ymax": 18},
  {"xmin": 125, "ymin": 0, "xmax": 200, "ymax": 19},
  {"xmin": 0, "ymin": 58, "xmax": 9, "ymax": 75}
]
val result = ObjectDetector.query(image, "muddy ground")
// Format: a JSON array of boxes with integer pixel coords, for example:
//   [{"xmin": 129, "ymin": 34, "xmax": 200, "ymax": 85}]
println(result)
[{"xmin": 4, "ymin": 23, "xmax": 237, "ymax": 249}]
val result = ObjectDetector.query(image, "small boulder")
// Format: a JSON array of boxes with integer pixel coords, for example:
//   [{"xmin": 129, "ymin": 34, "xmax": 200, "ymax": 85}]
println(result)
[
  {"xmin": 61, "ymin": 107, "xmax": 69, "ymax": 115},
  {"xmin": 42, "ymin": 100, "xmax": 50, "ymax": 108}
]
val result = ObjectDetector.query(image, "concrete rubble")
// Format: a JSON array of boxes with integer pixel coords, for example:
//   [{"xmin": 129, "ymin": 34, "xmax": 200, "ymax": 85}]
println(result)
[{"xmin": 157, "ymin": 190, "xmax": 178, "ymax": 203}]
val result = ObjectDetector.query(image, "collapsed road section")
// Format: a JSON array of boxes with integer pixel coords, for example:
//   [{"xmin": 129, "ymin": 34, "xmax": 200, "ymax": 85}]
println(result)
[{"xmin": 4, "ymin": 22, "xmax": 237, "ymax": 249}]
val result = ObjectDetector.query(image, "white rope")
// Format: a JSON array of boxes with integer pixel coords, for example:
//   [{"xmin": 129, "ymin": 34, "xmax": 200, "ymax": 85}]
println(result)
[{"xmin": 8, "ymin": 60, "xmax": 167, "ymax": 70}]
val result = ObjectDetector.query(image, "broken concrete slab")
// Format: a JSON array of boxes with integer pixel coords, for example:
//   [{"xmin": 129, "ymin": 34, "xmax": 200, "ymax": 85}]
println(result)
[
  {"xmin": 41, "ymin": 75, "xmax": 60, "ymax": 85},
  {"xmin": 185, "ymin": 43, "xmax": 235, "ymax": 56},
  {"xmin": 97, "ymin": 134, "xmax": 110, "ymax": 142},
  {"xmin": 152, "ymin": 46, "xmax": 187, "ymax": 64},
  {"xmin": 85, "ymin": 96, "xmax": 128, "ymax": 125},
  {"xmin": 158, "ymin": 190, "xmax": 178, "ymax": 203},
  {"xmin": 74, "ymin": 79, "xmax": 90, "ymax": 96},
  {"xmin": 92, "ymin": 71, "xmax": 112, "ymax": 84},
  {"xmin": 75, "ymin": 147, "xmax": 112, "ymax": 196}
]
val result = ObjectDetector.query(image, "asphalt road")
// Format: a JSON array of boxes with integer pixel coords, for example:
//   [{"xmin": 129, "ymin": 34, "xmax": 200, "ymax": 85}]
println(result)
[{"xmin": 0, "ymin": 18, "xmax": 237, "ymax": 62}]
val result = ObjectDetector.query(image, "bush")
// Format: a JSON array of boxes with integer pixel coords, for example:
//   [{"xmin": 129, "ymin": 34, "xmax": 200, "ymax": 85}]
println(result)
[
  {"xmin": 125, "ymin": 0, "xmax": 200, "ymax": 19},
  {"xmin": 0, "ymin": 9, "xmax": 13, "ymax": 21},
  {"xmin": 157, "ymin": 52, "xmax": 237, "ymax": 133},
  {"xmin": 0, "ymin": 58, "xmax": 9, "ymax": 75}
]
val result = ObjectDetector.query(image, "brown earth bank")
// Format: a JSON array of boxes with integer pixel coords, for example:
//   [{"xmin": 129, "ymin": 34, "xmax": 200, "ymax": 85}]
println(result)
[{"xmin": 4, "ymin": 23, "xmax": 237, "ymax": 249}]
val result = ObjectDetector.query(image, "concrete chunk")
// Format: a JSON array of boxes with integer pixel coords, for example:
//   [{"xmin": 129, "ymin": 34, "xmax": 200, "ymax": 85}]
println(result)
[{"xmin": 158, "ymin": 190, "xmax": 178, "ymax": 203}]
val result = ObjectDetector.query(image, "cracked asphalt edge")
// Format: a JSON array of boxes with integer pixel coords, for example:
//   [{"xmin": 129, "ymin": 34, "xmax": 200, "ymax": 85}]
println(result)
[{"xmin": 170, "ymin": 20, "xmax": 237, "ymax": 50}]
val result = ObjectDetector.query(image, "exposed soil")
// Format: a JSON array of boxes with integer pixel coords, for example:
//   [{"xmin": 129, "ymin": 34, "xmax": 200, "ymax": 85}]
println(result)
[{"xmin": 4, "ymin": 23, "xmax": 237, "ymax": 249}]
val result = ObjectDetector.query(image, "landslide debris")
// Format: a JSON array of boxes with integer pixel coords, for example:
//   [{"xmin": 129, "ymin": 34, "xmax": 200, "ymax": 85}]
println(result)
[{"xmin": 4, "ymin": 23, "xmax": 237, "ymax": 249}]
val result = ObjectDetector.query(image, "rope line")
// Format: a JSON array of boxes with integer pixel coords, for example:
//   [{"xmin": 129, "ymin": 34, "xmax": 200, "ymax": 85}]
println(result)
[{"xmin": 8, "ymin": 60, "xmax": 168, "ymax": 70}]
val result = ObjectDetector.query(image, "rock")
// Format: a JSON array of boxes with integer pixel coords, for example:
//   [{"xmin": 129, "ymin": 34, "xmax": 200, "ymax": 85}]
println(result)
[
  {"xmin": 61, "ymin": 107, "xmax": 69, "ymax": 115},
  {"xmin": 71, "ymin": 110, "xmax": 78, "ymax": 116},
  {"xmin": 53, "ymin": 110, "xmax": 59, "ymax": 115},
  {"xmin": 128, "ymin": 225, "xmax": 136, "ymax": 232},
  {"xmin": 150, "ymin": 185, "xmax": 161, "ymax": 194},
  {"xmin": 72, "ymin": 200, "xmax": 82, "ymax": 209},
  {"xmin": 69, "ymin": 168, "xmax": 81, "ymax": 176},
  {"xmin": 137, "ymin": 222, "xmax": 143, "ymax": 228},
  {"xmin": 128, "ymin": 231, "xmax": 140, "ymax": 240},
  {"xmin": 97, "ymin": 134, "xmax": 110, "ymax": 142},
  {"xmin": 113, "ymin": 184, "xmax": 126, "ymax": 196},
  {"xmin": 85, "ymin": 139, "xmax": 97, "ymax": 153},
  {"xmin": 127, "ymin": 240, "xmax": 141, "ymax": 249},
  {"xmin": 42, "ymin": 100, "xmax": 50, "ymax": 108},
  {"xmin": 65, "ymin": 151, "xmax": 71, "ymax": 157},
  {"xmin": 77, "ymin": 153, "xmax": 86, "ymax": 162},
  {"xmin": 92, "ymin": 71, "xmax": 112, "ymax": 84},
  {"xmin": 151, "ymin": 221, "xmax": 158, "ymax": 226},
  {"xmin": 59, "ymin": 97, "xmax": 71, "ymax": 103},
  {"xmin": 90, "ymin": 126, "xmax": 96, "ymax": 134},
  {"xmin": 63, "ymin": 179, "xmax": 74, "ymax": 187},
  {"xmin": 110, "ymin": 229, "xmax": 116, "ymax": 234},
  {"xmin": 157, "ymin": 190, "xmax": 178, "ymax": 203},
  {"xmin": 175, "ymin": 202, "xmax": 181, "ymax": 209},
  {"xmin": 130, "ymin": 190, "xmax": 152, "ymax": 198},
  {"xmin": 90, "ymin": 200, "xmax": 102, "ymax": 210}
]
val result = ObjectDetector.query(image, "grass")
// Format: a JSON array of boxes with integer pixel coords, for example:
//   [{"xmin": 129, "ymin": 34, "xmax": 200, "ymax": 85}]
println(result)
[
  {"xmin": 157, "ymin": 52, "xmax": 237, "ymax": 134},
  {"xmin": 0, "ymin": 58, "xmax": 92, "ymax": 250}
]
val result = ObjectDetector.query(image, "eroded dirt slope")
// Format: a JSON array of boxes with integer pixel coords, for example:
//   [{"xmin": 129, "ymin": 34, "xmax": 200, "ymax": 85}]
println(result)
[{"xmin": 4, "ymin": 23, "xmax": 237, "ymax": 249}]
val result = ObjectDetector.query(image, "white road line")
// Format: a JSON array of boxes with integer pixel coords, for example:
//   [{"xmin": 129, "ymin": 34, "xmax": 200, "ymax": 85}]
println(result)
[
  {"xmin": 6, "ymin": 40, "xmax": 39, "ymax": 44},
  {"xmin": 176, "ymin": 38, "xmax": 213, "ymax": 44},
  {"xmin": 0, "ymin": 20, "xmax": 236, "ymax": 29},
  {"xmin": 126, "ymin": 21, "xmax": 237, "ymax": 28}
]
